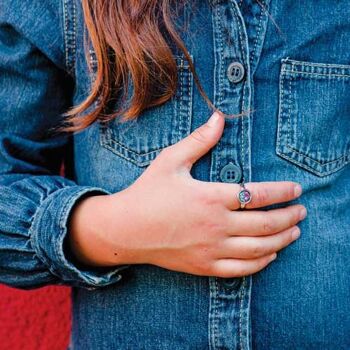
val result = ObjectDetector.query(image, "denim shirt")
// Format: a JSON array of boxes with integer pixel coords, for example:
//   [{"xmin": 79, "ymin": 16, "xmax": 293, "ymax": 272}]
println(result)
[{"xmin": 0, "ymin": 0, "xmax": 349, "ymax": 349}]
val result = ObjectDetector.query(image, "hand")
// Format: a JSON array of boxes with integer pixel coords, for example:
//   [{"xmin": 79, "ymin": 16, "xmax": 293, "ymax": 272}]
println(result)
[{"xmin": 68, "ymin": 111, "xmax": 307, "ymax": 278}]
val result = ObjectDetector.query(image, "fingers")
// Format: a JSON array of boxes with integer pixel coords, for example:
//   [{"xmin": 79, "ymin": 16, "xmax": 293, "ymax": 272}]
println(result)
[
  {"xmin": 205, "ymin": 212, "xmax": 304, "ymax": 278},
  {"xmin": 211, "ymin": 253, "xmax": 277, "ymax": 278},
  {"xmin": 226, "ymin": 204, "xmax": 306, "ymax": 237},
  {"xmin": 199, "ymin": 180, "xmax": 302, "ymax": 210},
  {"xmin": 162, "ymin": 111, "xmax": 225, "ymax": 171},
  {"xmin": 210, "ymin": 223, "xmax": 302, "ymax": 278},
  {"xmin": 219, "ymin": 225, "xmax": 300, "ymax": 260}
]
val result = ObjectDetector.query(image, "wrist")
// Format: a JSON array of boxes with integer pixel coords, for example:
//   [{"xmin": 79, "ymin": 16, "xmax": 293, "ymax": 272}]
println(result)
[{"xmin": 67, "ymin": 192, "xmax": 130, "ymax": 267}]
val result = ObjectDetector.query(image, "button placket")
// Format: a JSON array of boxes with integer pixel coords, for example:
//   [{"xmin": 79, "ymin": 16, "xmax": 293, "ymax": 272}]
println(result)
[{"xmin": 208, "ymin": 1, "xmax": 255, "ymax": 349}]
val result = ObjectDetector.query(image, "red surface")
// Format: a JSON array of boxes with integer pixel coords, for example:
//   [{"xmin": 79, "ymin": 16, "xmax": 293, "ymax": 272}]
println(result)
[
  {"xmin": 0, "ymin": 166, "xmax": 73, "ymax": 349},
  {"xmin": 0, "ymin": 285, "xmax": 71, "ymax": 350}
]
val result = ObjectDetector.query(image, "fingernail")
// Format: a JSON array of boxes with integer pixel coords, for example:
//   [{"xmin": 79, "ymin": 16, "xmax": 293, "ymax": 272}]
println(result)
[
  {"xmin": 207, "ymin": 112, "xmax": 220, "ymax": 127},
  {"xmin": 294, "ymin": 184, "xmax": 302, "ymax": 197},
  {"xmin": 292, "ymin": 227, "xmax": 301, "ymax": 240},
  {"xmin": 270, "ymin": 253, "xmax": 277, "ymax": 261},
  {"xmin": 299, "ymin": 207, "xmax": 307, "ymax": 220}
]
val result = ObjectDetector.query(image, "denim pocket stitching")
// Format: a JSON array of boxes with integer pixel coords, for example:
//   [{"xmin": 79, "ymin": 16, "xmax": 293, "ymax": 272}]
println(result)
[
  {"xmin": 285, "ymin": 70, "xmax": 350, "ymax": 79},
  {"xmin": 103, "ymin": 131, "xmax": 165, "ymax": 155},
  {"xmin": 98, "ymin": 55, "xmax": 193, "ymax": 167},
  {"xmin": 281, "ymin": 58, "xmax": 350, "ymax": 70},
  {"xmin": 277, "ymin": 59, "xmax": 350, "ymax": 176},
  {"xmin": 284, "ymin": 144, "xmax": 349, "ymax": 166},
  {"xmin": 276, "ymin": 150, "xmax": 349, "ymax": 177},
  {"xmin": 285, "ymin": 68, "xmax": 349, "ymax": 166}
]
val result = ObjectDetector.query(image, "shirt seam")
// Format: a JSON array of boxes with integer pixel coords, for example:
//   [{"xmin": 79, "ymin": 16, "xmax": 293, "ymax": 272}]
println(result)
[{"xmin": 63, "ymin": 0, "xmax": 77, "ymax": 76}]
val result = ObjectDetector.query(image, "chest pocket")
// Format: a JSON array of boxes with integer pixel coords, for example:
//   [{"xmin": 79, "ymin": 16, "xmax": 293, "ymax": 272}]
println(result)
[
  {"xmin": 89, "ymin": 52, "xmax": 194, "ymax": 167},
  {"xmin": 276, "ymin": 58, "xmax": 350, "ymax": 177}
]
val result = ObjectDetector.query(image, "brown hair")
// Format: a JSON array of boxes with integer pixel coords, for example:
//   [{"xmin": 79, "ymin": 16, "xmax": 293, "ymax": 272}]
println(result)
[{"xmin": 58, "ymin": 0, "xmax": 215, "ymax": 133}]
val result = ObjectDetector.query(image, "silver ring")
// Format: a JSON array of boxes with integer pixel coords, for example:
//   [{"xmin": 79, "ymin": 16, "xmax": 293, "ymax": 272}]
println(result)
[{"xmin": 237, "ymin": 182, "xmax": 252, "ymax": 209}]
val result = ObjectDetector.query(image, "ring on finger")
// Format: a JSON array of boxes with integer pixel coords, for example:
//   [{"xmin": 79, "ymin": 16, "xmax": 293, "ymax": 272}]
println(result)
[{"xmin": 237, "ymin": 182, "xmax": 252, "ymax": 209}]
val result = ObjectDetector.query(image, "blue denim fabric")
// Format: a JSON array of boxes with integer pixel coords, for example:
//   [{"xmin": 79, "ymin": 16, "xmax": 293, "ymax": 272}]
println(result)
[{"xmin": 0, "ymin": 0, "xmax": 349, "ymax": 349}]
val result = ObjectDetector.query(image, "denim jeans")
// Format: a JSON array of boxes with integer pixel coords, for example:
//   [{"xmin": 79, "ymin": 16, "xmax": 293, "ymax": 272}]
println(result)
[{"xmin": 0, "ymin": 0, "xmax": 349, "ymax": 349}]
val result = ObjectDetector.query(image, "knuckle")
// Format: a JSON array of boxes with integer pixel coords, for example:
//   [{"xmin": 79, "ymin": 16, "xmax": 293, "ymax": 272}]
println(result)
[
  {"xmin": 196, "ymin": 188, "xmax": 217, "ymax": 206},
  {"xmin": 198, "ymin": 243, "xmax": 216, "ymax": 259},
  {"xmin": 204, "ymin": 219, "xmax": 226, "ymax": 236},
  {"xmin": 190, "ymin": 126, "xmax": 210, "ymax": 145},
  {"xmin": 197, "ymin": 261, "xmax": 213, "ymax": 276},
  {"xmin": 262, "ymin": 217, "xmax": 274, "ymax": 234},
  {"xmin": 207, "ymin": 188, "xmax": 227, "ymax": 208},
  {"xmin": 252, "ymin": 244, "xmax": 265, "ymax": 258},
  {"xmin": 256, "ymin": 187, "xmax": 268, "ymax": 205},
  {"xmin": 209, "ymin": 184, "xmax": 222, "ymax": 200},
  {"xmin": 192, "ymin": 254, "xmax": 213, "ymax": 275}
]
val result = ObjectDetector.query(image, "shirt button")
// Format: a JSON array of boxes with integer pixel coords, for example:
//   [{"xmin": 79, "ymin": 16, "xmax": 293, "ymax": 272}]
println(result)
[
  {"xmin": 219, "ymin": 162, "xmax": 242, "ymax": 183},
  {"xmin": 227, "ymin": 62, "xmax": 245, "ymax": 83}
]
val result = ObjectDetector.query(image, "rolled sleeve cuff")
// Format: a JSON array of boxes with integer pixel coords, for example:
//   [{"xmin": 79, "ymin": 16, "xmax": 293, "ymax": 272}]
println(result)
[{"xmin": 30, "ymin": 185, "xmax": 131, "ymax": 289}]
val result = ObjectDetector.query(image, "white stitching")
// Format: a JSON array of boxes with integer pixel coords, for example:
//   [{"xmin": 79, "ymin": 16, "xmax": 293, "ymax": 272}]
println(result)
[
  {"xmin": 276, "ymin": 149, "xmax": 350, "ymax": 177},
  {"xmin": 72, "ymin": 0, "xmax": 76, "ymax": 73},
  {"xmin": 286, "ymin": 70, "xmax": 350, "ymax": 79},
  {"xmin": 277, "ymin": 61, "xmax": 350, "ymax": 176},
  {"xmin": 239, "ymin": 277, "xmax": 247, "ymax": 350},
  {"xmin": 62, "ymin": 0, "xmax": 77, "ymax": 75},
  {"xmin": 284, "ymin": 144, "xmax": 349, "ymax": 165},
  {"xmin": 282, "ymin": 58, "xmax": 350, "ymax": 69},
  {"xmin": 100, "ymin": 57, "xmax": 193, "ymax": 167},
  {"xmin": 250, "ymin": 2, "xmax": 264, "ymax": 67},
  {"xmin": 63, "ymin": 0, "xmax": 69, "ymax": 72}
]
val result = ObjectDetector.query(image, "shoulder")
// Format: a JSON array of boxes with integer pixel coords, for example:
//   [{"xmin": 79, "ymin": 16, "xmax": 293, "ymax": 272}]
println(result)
[{"xmin": 0, "ymin": 0, "xmax": 77, "ymax": 72}]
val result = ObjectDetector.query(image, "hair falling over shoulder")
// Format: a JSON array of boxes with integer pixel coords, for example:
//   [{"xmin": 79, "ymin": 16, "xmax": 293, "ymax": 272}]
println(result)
[{"xmin": 58, "ymin": 0, "xmax": 213, "ymax": 133}]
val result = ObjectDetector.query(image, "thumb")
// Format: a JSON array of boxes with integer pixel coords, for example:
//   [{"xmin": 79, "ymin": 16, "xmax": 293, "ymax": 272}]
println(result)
[{"xmin": 168, "ymin": 111, "xmax": 225, "ymax": 170}]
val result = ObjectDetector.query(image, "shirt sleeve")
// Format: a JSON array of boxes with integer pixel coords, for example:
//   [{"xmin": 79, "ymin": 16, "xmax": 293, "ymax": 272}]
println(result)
[{"xmin": 0, "ymin": 22, "xmax": 130, "ymax": 290}]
